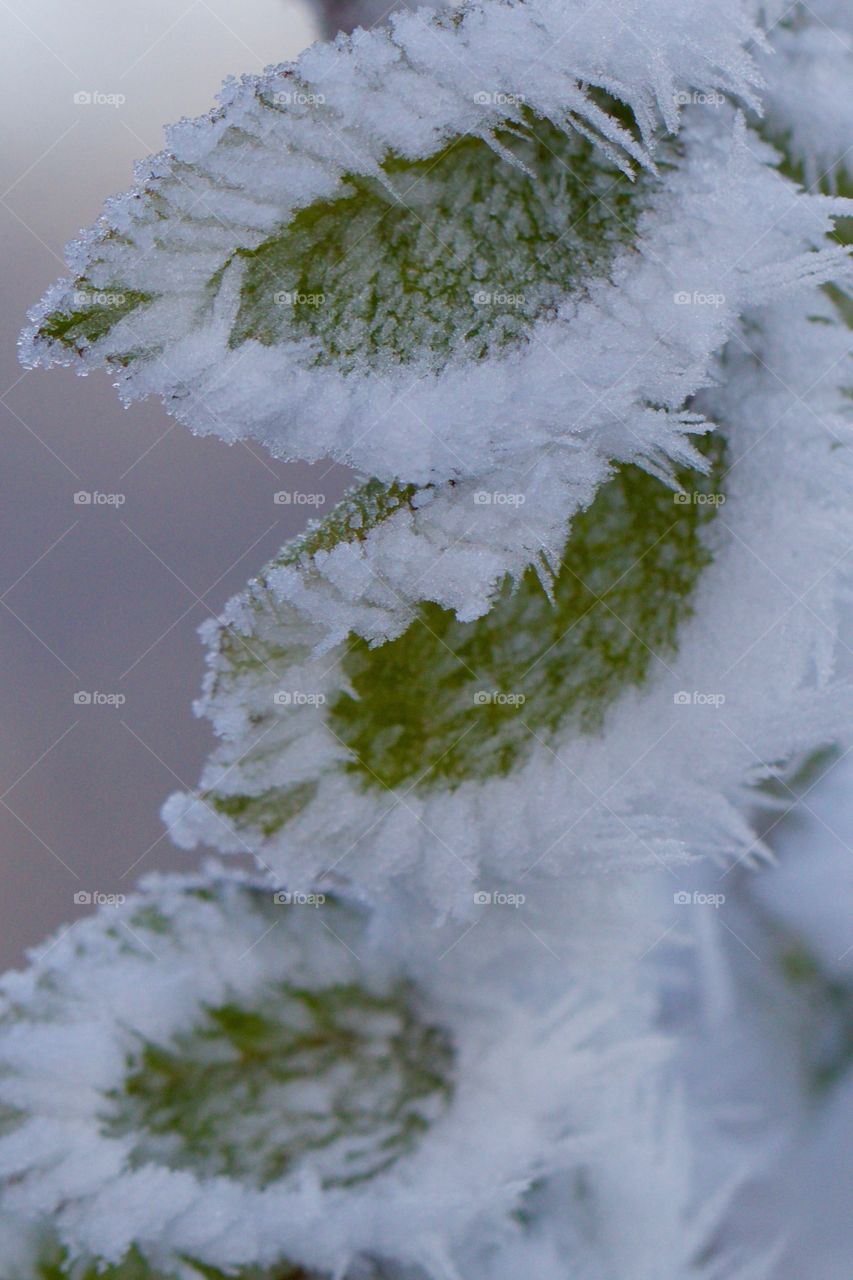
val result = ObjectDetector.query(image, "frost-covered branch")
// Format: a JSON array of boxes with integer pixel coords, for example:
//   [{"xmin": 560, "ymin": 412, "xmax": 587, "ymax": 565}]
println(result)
[{"xmin": 5, "ymin": 0, "xmax": 853, "ymax": 1276}]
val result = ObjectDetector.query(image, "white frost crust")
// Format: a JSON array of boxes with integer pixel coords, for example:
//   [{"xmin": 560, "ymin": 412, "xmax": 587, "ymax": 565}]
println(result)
[{"xmin": 163, "ymin": 288, "xmax": 853, "ymax": 916}]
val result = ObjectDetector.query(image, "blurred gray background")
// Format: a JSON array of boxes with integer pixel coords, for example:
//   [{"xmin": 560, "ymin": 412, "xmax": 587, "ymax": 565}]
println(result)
[{"xmin": 0, "ymin": 0, "xmax": 358, "ymax": 968}]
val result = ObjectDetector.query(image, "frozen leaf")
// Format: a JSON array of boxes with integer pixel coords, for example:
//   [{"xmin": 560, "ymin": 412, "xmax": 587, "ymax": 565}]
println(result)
[
  {"xmin": 165, "ymin": 292, "xmax": 853, "ymax": 911},
  {"xmin": 20, "ymin": 0, "xmax": 789, "ymax": 496},
  {"xmin": 0, "ymin": 869, "xmax": 660, "ymax": 1276}
]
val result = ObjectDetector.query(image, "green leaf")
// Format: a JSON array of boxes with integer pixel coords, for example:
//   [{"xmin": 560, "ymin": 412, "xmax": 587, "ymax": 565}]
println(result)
[
  {"xmin": 101, "ymin": 979, "xmax": 454, "ymax": 1190},
  {"xmin": 200, "ymin": 434, "xmax": 726, "ymax": 844},
  {"xmin": 202, "ymin": 782, "xmax": 319, "ymax": 838},
  {"xmin": 34, "ymin": 114, "xmax": 644, "ymax": 376},
  {"xmin": 225, "ymin": 118, "xmax": 643, "ymax": 371},
  {"xmin": 329, "ymin": 443, "xmax": 725, "ymax": 792},
  {"xmin": 37, "ymin": 287, "xmax": 154, "ymax": 354}
]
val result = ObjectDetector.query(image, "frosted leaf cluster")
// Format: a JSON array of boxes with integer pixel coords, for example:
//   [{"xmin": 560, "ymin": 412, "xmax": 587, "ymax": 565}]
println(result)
[
  {"xmin": 19, "ymin": 3, "xmax": 849, "ymax": 616},
  {"xmin": 164, "ymin": 289, "xmax": 853, "ymax": 916},
  {"xmin": 6, "ymin": 0, "xmax": 853, "ymax": 1277}
]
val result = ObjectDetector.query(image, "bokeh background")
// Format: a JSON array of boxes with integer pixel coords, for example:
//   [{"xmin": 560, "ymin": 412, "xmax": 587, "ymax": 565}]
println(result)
[{"xmin": 0, "ymin": 0, "xmax": 359, "ymax": 968}]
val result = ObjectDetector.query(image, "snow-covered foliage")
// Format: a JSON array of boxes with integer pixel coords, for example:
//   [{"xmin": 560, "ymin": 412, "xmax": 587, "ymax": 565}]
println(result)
[
  {"xmin": 161, "ymin": 287, "xmax": 853, "ymax": 917},
  {"xmin": 6, "ymin": 0, "xmax": 853, "ymax": 1276}
]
